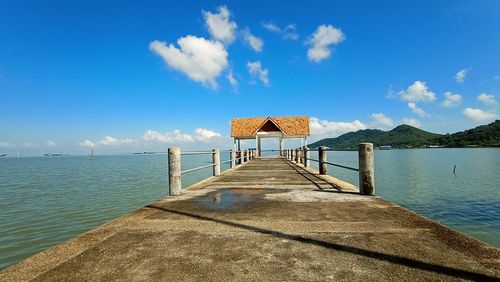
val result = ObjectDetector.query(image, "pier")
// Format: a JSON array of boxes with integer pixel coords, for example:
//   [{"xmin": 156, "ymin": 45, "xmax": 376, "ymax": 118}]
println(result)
[
  {"xmin": 1, "ymin": 151, "xmax": 499, "ymax": 280},
  {"xmin": 1, "ymin": 116, "xmax": 499, "ymax": 280}
]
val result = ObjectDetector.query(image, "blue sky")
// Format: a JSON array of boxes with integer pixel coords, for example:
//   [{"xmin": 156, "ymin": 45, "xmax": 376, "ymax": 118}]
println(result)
[{"xmin": 0, "ymin": 0, "xmax": 499, "ymax": 154}]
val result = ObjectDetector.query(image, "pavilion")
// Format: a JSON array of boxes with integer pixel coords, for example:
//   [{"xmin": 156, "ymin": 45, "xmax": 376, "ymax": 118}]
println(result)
[{"xmin": 230, "ymin": 116, "xmax": 310, "ymax": 157}]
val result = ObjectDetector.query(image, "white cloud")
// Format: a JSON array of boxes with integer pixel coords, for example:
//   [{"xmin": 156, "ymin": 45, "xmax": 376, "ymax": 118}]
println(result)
[
  {"xmin": 203, "ymin": 6, "xmax": 237, "ymax": 45},
  {"xmin": 226, "ymin": 70, "xmax": 238, "ymax": 90},
  {"xmin": 194, "ymin": 128, "xmax": 222, "ymax": 142},
  {"xmin": 397, "ymin": 81, "xmax": 435, "ymax": 117},
  {"xmin": 398, "ymin": 81, "xmax": 436, "ymax": 103},
  {"xmin": 386, "ymin": 84, "xmax": 396, "ymax": 99},
  {"xmin": 143, "ymin": 130, "xmax": 194, "ymax": 143},
  {"xmin": 0, "ymin": 142, "xmax": 11, "ymax": 148},
  {"xmin": 455, "ymin": 68, "xmax": 470, "ymax": 83},
  {"xmin": 97, "ymin": 136, "xmax": 135, "ymax": 146},
  {"xmin": 242, "ymin": 28, "xmax": 263, "ymax": 52},
  {"xmin": 262, "ymin": 22, "xmax": 280, "ymax": 33},
  {"xmin": 149, "ymin": 36, "xmax": 228, "ymax": 89},
  {"xmin": 262, "ymin": 22, "xmax": 298, "ymax": 40},
  {"xmin": 370, "ymin": 113, "xmax": 394, "ymax": 128},
  {"xmin": 407, "ymin": 102, "xmax": 429, "ymax": 117},
  {"xmin": 247, "ymin": 61, "xmax": 269, "ymax": 86},
  {"xmin": 477, "ymin": 93, "xmax": 497, "ymax": 106},
  {"xmin": 79, "ymin": 140, "xmax": 95, "ymax": 148},
  {"xmin": 309, "ymin": 117, "xmax": 367, "ymax": 137},
  {"xmin": 463, "ymin": 108, "xmax": 497, "ymax": 123},
  {"xmin": 442, "ymin": 92, "xmax": 462, "ymax": 108},
  {"xmin": 306, "ymin": 24, "xmax": 345, "ymax": 63},
  {"xmin": 402, "ymin": 118, "xmax": 421, "ymax": 128},
  {"xmin": 46, "ymin": 140, "xmax": 56, "ymax": 147}
]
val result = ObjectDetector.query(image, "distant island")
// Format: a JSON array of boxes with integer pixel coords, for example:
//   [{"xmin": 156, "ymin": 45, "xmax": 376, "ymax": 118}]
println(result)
[{"xmin": 309, "ymin": 120, "xmax": 500, "ymax": 150}]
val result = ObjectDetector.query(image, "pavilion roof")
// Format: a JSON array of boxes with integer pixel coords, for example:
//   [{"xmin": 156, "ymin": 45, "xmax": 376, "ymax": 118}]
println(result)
[{"xmin": 231, "ymin": 116, "xmax": 310, "ymax": 137}]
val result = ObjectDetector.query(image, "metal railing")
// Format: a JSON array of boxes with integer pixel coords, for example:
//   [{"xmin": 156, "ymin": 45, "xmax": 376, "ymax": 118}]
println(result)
[
  {"xmin": 167, "ymin": 148, "xmax": 256, "ymax": 195},
  {"xmin": 280, "ymin": 144, "xmax": 375, "ymax": 195}
]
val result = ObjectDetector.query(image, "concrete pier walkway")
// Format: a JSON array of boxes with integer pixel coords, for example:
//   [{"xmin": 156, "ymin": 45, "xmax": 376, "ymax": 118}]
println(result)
[{"xmin": 1, "ymin": 158, "xmax": 499, "ymax": 281}]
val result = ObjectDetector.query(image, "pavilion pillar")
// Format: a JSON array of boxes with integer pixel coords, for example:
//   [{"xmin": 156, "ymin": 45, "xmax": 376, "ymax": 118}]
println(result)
[
  {"xmin": 279, "ymin": 137, "xmax": 284, "ymax": 157},
  {"xmin": 257, "ymin": 136, "xmax": 262, "ymax": 157}
]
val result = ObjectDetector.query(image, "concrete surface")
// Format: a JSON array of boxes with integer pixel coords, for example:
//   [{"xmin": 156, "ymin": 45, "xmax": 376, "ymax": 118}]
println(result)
[{"xmin": 1, "ymin": 158, "xmax": 499, "ymax": 281}]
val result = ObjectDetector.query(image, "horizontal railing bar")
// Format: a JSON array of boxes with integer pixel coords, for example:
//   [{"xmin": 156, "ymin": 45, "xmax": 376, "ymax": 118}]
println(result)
[
  {"xmin": 220, "ymin": 159, "xmax": 232, "ymax": 164},
  {"xmin": 308, "ymin": 158, "xmax": 319, "ymax": 163},
  {"xmin": 324, "ymin": 161, "xmax": 359, "ymax": 172},
  {"xmin": 181, "ymin": 151, "xmax": 214, "ymax": 155},
  {"xmin": 181, "ymin": 163, "xmax": 215, "ymax": 174}
]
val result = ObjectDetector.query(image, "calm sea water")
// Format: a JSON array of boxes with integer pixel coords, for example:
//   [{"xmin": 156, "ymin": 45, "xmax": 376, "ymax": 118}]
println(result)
[{"xmin": 0, "ymin": 149, "xmax": 499, "ymax": 269}]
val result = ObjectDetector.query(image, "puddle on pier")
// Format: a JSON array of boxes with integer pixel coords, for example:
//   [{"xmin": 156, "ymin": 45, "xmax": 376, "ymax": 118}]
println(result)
[{"xmin": 195, "ymin": 188, "xmax": 269, "ymax": 211}]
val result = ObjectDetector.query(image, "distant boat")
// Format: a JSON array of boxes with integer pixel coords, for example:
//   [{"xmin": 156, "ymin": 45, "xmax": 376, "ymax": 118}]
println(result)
[
  {"xmin": 0, "ymin": 154, "xmax": 7, "ymax": 158},
  {"xmin": 44, "ymin": 153, "xmax": 63, "ymax": 157},
  {"xmin": 88, "ymin": 149, "xmax": 94, "ymax": 159},
  {"xmin": 380, "ymin": 145, "xmax": 392, "ymax": 150}
]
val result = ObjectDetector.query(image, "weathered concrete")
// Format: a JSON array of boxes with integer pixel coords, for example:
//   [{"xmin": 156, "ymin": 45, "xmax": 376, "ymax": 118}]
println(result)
[{"xmin": 1, "ymin": 158, "xmax": 499, "ymax": 281}]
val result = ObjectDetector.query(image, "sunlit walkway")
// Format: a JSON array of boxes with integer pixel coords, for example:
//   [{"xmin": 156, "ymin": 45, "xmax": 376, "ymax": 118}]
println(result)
[{"xmin": 1, "ymin": 158, "xmax": 499, "ymax": 281}]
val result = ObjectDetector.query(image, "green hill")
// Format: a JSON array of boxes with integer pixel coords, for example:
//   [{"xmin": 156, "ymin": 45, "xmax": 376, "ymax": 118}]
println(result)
[
  {"xmin": 309, "ymin": 120, "xmax": 500, "ymax": 149},
  {"xmin": 435, "ymin": 120, "xmax": 500, "ymax": 147}
]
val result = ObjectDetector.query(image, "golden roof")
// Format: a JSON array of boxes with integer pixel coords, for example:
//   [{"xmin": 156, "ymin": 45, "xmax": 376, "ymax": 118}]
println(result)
[{"xmin": 231, "ymin": 116, "xmax": 309, "ymax": 137}]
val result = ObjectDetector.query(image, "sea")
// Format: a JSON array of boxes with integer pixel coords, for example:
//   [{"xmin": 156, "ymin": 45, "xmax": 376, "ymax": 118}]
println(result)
[{"xmin": 0, "ymin": 148, "xmax": 499, "ymax": 270}]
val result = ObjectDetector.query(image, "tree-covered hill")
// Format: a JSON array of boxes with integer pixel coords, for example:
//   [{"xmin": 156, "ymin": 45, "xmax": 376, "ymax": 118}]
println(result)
[{"xmin": 309, "ymin": 120, "xmax": 500, "ymax": 149}]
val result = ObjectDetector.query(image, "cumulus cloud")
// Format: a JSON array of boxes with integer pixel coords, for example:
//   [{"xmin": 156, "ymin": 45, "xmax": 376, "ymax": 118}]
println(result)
[
  {"xmin": 442, "ymin": 92, "xmax": 462, "ymax": 108},
  {"xmin": 402, "ymin": 118, "xmax": 421, "ymax": 128},
  {"xmin": 247, "ymin": 61, "xmax": 269, "ymax": 86},
  {"xmin": 194, "ymin": 128, "xmax": 222, "ymax": 142},
  {"xmin": 309, "ymin": 117, "xmax": 367, "ymax": 137},
  {"xmin": 477, "ymin": 93, "xmax": 497, "ymax": 106},
  {"xmin": 455, "ymin": 68, "xmax": 470, "ymax": 83},
  {"xmin": 149, "ymin": 36, "xmax": 228, "ymax": 89},
  {"xmin": 226, "ymin": 70, "xmax": 238, "ymax": 91},
  {"xmin": 408, "ymin": 102, "xmax": 429, "ymax": 117},
  {"xmin": 98, "ymin": 136, "xmax": 135, "ymax": 146},
  {"xmin": 0, "ymin": 142, "xmax": 11, "ymax": 148},
  {"xmin": 398, "ymin": 81, "xmax": 436, "ymax": 103},
  {"xmin": 143, "ymin": 130, "xmax": 194, "ymax": 143},
  {"xmin": 262, "ymin": 22, "xmax": 299, "ymax": 40},
  {"xmin": 370, "ymin": 113, "xmax": 394, "ymax": 128},
  {"xmin": 203, "ymin": 6, "xmax": 237, "ymax": 45},
  {"xmin": 463, "ymin": 108, "xmax": 497, "ymax": 123},
  {"xmin": 143, "ymin": 128, "xmax": 222, "ymax": 144},
  {"xmin": 397, "ymin": 81, "xmax": 435, "ymax": 117},
  {"xmin": 242, "ymin": 28, "xmax": 263, "ymax": 52},
  {"xmin": 79, "ymin": 140, "xmax": 95, "ymax": 148},
  {"xmin": 46, "ymin": 140, "xmax": 56, "ymax": 147},
  {"xmin": 306, "ymin": 24, "xmax": 345, "ymax": 63}
]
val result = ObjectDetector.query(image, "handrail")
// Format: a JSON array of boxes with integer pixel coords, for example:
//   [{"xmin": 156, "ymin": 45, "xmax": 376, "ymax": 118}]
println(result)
[
  {"xmin": 183, "ymin": 150, "xmax": 243, "ymax": 156},
  {"xmin": 181, "ymin": 151, "xmax": 214, "ymax": 155},
  {"xmin": 181, "ymin": 163, "xmax": 215, "ymax": 174},
  {"xmin": 324, "ymin": 161, "xmax": 359, "ymax": 172},
  {"xmin": 281, "ymin": 143, "xmax": 375, "ymax": 196}
]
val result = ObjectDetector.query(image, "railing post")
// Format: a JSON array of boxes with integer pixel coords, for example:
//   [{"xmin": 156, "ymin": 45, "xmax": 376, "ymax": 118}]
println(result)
[
  {"xmin": 168, "ymin": 147, "xmax": 182, "ymax": 195},
  {"xmin": 230, "ymin": 149, "xmax": 236, "ymax": 168},
  {"xmin": 303, "ymin": 146, "xmax": 309, "ymax": 167},
  {"xmin": 241, "ymin": 150, "xmax": 245, "ymax": 164},
  {"xmin": 359, "ymin": 143, "xmax": 375, "ymax": 195},
  {"xmin": 212, "ymin": 149, "xmax": 220, "ymax": 176},
  {"xmin": 294, "ymin": 148, "xmax": 298, "ymax": 162},
  {"xmin": 247, "ymin": 149, "xmax": 250, "ymax": 161},
  {"xmin": 319, "ymin": 146, "xmax": 327, "ymax": 175}
]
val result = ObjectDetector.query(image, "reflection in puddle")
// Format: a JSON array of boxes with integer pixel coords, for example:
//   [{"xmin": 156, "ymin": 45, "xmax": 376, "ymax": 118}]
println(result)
[{"xmin": 197, "ymin": 188, "xmax": 265, "ymax": 211}]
